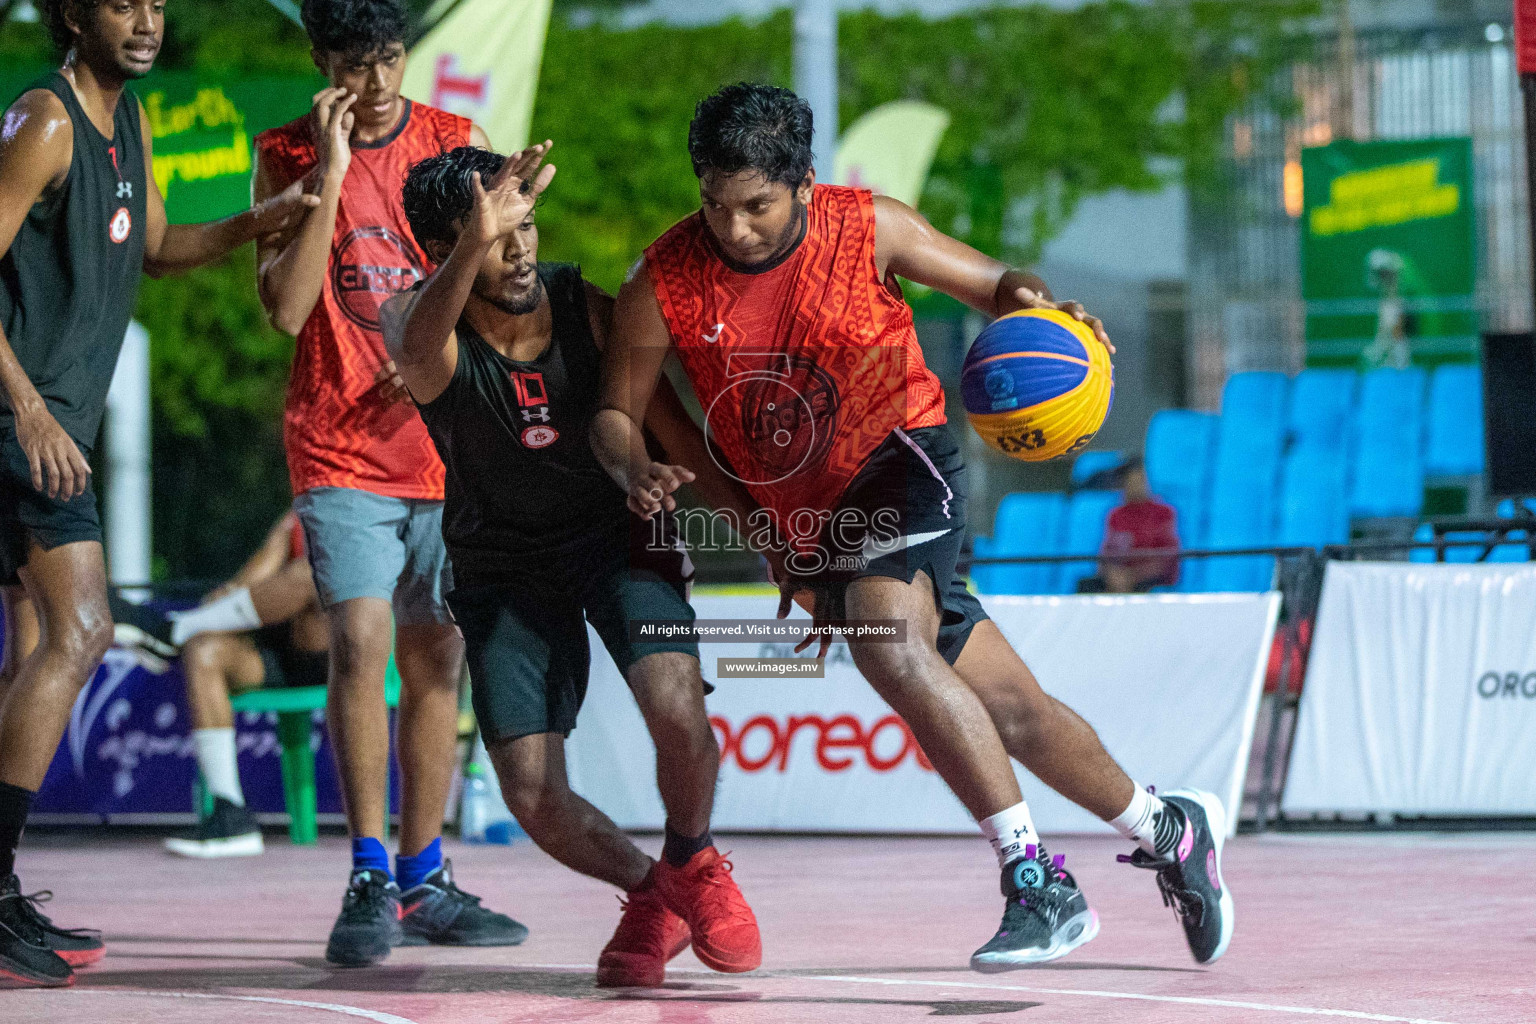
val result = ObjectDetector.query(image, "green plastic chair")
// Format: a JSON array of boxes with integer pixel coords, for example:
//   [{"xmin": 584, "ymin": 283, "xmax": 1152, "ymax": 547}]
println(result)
[{"xmin": 197, "ymin": 657, "xmax": 402, "ymax": 844}]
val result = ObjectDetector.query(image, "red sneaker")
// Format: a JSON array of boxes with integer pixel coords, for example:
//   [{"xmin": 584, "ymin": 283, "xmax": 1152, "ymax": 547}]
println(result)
[
  {"xmin": 595, "ymin": 885, "xmax": 691, "ymax": 988},
  {"xmin": 653, "ymin": 849, "xmax": 761, "ymax": 973}
]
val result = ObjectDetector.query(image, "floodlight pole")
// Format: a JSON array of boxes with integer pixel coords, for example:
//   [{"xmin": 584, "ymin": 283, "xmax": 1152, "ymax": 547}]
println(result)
[{"xmin": 794, "ymin": 0, "xmax": 838, "ymax": 183}]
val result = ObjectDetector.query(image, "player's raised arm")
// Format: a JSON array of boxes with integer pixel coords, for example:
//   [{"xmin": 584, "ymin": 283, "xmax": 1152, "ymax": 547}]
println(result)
[
  {"xmin": 0, "ymin": 89, "xmax": 90, "ymax": 499},
  {"xmin": 138, "ymin": 103, "xmax": 317, "ymax": 279},
  {"xmin": 593, "ymin": 260, "xmax": 695, "ymax": 518},
  {"xmin": 873, "ymin": 194, "xmax": 1114, "ymax": 353},
  {"xmin": 254, "ymin": 87, "xmax": 356, "ymax": 335},
  {"xmin": 384, "ymin": 142, "xmax": 554, "ymax": 404}
]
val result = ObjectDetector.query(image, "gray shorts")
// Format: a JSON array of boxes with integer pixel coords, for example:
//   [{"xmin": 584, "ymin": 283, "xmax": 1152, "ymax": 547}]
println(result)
[{"xmin": 293, "ymin": 486, "xmax": 453, "ymax": 626}]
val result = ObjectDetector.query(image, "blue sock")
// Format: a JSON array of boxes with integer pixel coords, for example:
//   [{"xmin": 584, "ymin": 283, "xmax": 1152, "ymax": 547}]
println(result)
[
  {"xmin": 395, "ymin": 837, "xmax": 443, "ymax": 891},
  {"xmin": 351, "ymin": 836, "xmax": 391, "ymax": 879}
]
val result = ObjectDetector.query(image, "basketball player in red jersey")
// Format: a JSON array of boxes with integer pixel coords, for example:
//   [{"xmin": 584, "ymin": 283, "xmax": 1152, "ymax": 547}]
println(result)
[
  {"xmin": 594, "ymin": 84, "xmax": 1234, "ymax": 970},
  {"xmin": 252, "ymin": 0, "xmax": 525, "ymax": 967}
]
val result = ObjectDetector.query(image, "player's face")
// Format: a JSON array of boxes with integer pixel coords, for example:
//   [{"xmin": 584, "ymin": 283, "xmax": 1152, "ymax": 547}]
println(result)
[
  {"xmin": 76, "ymin": 0, "xmax": 165, "ymax": 80},
  {"xmin": 318, "ymin": 43, "xmax": 407, "ymax": 132},
  {"xmin": 699, "ymin": 169, "xmax": 813, "ymax": 271},
  {"xmin": 473, "ymin": 212, "xmax": 542, "ymax": 316}
]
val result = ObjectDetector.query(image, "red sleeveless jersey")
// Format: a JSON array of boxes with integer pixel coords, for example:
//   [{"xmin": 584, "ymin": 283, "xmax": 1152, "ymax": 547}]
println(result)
[
  {"xmin": 645, "ymin": 185, "xmax": 946, "ymax": 534},
  {"xmin": 255, "ymin": 101, "xmax": 471, "ymax": 500}
]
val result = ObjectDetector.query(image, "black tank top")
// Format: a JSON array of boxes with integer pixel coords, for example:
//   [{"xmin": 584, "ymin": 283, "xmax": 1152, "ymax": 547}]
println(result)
[
  {"xmin": 0, "ymin": 73, "xmax": 148, "ymax": 447},
  {"xmin": 417, "ymin": 263, "xmax": 634, "ymax": 581}
]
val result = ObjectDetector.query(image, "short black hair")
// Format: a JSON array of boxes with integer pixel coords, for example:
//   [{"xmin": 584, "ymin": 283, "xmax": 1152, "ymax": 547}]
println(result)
[
  {"xmin": 402, "ymin": 146, "xmax": 507, "ymax": 248},
  {"xmin": 300, "ymin": 0, "xmax": 408, "ymax": 61},
  {"xmin": 688, "ymin": 83, "xmax": 814, "ymax": 188},
  {"xmin": 40, "ymin": 0, "xmax": 104, "ymax": 52}
]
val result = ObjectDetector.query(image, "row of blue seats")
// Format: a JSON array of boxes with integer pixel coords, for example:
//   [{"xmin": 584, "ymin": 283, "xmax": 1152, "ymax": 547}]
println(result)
[{"xmin": 973, "ymin": 365, "xmax": 1492, "ymax": 594}]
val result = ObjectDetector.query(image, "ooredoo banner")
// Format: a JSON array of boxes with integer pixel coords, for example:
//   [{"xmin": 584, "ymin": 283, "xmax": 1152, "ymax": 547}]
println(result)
[
  {"xmin": 1284, "ymin": 562, "xmax": 1536, "ymax": 816},
  {"xmin": 566, "ymin": 591, "xmax": 1278, "ymax": 835}
]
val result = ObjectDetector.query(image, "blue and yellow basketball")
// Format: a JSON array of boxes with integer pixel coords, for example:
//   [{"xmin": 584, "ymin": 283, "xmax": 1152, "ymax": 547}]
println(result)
[{"xmin": 960, "ymin": 308, "xmax": 1114, "ymax": 462}]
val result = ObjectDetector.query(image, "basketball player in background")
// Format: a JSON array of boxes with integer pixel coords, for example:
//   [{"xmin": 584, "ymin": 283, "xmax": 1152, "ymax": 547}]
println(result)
[
  {"xmin": 384, "ymin": 143, "xmax": 760, "ymax": 988},
  {"xmin": 161, "ymin": 511, "xmax": 329, "ymax": 859},
  {"xmin": 252, "ymin": 0, "xmax": 526, "ymax": 966},
  {"xmin": 0, "ymin": 0, "xmax": 319, "ymax": 986},
  {"xmin": 593, "ymin": 83, "xmax": 1234, "ymax": 971}
]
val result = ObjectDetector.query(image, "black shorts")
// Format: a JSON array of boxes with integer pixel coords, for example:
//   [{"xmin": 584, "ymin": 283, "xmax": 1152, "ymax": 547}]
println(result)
[
  {"xmin": 252, "ymin": 623, "xmax": 328, "ymax": 690},
  {"xmin": 448, "ymin": 519, "xmax": 701, "ymax": 744},
  {"xmin": 791, "ymin": 424, "xmax": 989, "ymax": 666},
  {"xmin": 0, "ymin": 428, "xmax": 101, "ymax": 586}
]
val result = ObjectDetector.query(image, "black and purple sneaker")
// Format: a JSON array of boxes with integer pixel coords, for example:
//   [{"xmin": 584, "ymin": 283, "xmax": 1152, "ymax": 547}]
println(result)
[
  {"xmin": 970, "ymin": 844, "xmax": 1099, "ymax": 971},
  {"xmin": 1119, "ymin": 788, "xmax": 1234, "ymax": 964}
]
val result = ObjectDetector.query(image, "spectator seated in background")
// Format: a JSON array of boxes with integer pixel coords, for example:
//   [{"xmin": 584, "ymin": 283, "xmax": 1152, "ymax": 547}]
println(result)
[
  {"xmin": 1079, "ymin": 457, "xmax": 1181, "ymax": 593},
  {"xmin": 159, "ymin": 511, "xmax": 330, "ymax": 859}
]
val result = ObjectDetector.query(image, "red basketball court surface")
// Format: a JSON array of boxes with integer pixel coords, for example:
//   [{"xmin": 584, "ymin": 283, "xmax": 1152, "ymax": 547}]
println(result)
[{"xmin": 5, "ymin": 830, "xmax": 1527, "ymax": 1023}]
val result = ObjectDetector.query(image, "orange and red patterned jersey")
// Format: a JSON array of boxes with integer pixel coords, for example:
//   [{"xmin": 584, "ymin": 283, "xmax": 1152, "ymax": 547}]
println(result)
[
  {"xmin": 644, "ymin": 185, "xmax": 947, "ymax": 534},
  {"xmin": 256, "ymin": 101, "xmax": 471, "ymax": 500}
]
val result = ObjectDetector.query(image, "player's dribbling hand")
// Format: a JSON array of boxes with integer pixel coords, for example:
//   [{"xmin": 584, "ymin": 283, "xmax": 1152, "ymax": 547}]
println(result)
[
  {"xmin": 1012, "ymin": 287, "xmax": 1115, "ymax": 355},
  {"xmin": 628, "ymin": 461, "xmax": 695, "ymax": 518},
  {"xmin": 466, "ymin": 140, "xmax": 557, "ymax": 248},
  {"xmin": 313, "ymin": 87, "xmax": 357, "ymax": 182},
  {"xmin": 774, "ymin": 583, "xmax": 833, "ymax": 660},
  {"xmin": 14, "ymin": 404, "xmax": 90, "ymax": 500},
  {"xmin": 251, "ymin": 179, "xmax": 321, "ymax": 238}
]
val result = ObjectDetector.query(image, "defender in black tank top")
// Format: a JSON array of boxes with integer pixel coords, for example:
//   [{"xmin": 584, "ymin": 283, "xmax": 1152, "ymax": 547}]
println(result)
[
  {"xmin": 390, "ymin": 147, "xmax": 762, "ymax": 984},
  {"xmin": 417, "ymin": 263, "xmax": 636, "ymax": 582},
  {"xmin": 0, "ymin": 7, "xmax": 324, "ymax": 988}
]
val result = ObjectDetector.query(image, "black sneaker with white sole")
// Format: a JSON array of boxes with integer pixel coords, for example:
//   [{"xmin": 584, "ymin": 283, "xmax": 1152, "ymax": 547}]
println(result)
[
  {"xmin": 970, "ymin": 844, "xmax": 1099, "ymax": 972},
  {"xmin": 399, "ymin": 860, "xmax": 528, "ymax": 947},
  {"xmin": 0, "ymin": 876, "xmax": 73, "ymax": 988},
  {"xmin": 164, "ymin": 797, "xmax": 264, "ymax": 859},
  {"xmin": 325, "ymin": 870, "xmax": 402, "ymax": 967},
  {"xmin": 1119, "ymin": 788, "xmax": 1234, "ymax": 964}
]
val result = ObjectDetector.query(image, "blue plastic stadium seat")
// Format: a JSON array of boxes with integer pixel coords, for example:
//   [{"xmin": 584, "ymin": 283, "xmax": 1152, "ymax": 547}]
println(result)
[
  {"xmin": 1055, "ymin": 490, "xmax": 1121, "ymax": 593},
  {"xmin": 1144, "ymin": 410, "xmax": 1218, "ymax": 550},
  {"xmin": 1069, "ymin": 451, "xmax": 1124, "ymax": 488},
  {"xmin": 1425, "ymin": 365, "xmax": 1484, "ymax": 476},
  {"xmin": 1350, "ymin": 368, "xmax": 1426, "ymax": 518},
  {"xmin": 1194, "ymin": 373, "xmax": 1289, "ymax": 591},
  {"xmin": 1219, "ymin": 372, "xmax": 1290, "ymax": 460},
  {"xmin": 972, "ymin": 492, "xmax": 1066, "ymax": 595},
  {"xmin": 1278, "ymin": 446, "xmax": 1350, "ymax": 547},
  {"xmin": 1286, "ymin": 369, "xmax": 1357, "ymax": 454}
]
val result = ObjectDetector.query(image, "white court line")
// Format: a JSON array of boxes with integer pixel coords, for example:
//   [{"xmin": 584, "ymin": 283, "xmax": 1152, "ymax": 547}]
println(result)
[
  {"xmin": 532, "ymin": 962, "xmax": 1472, "ymax": 1024},
  {"xmin": 35, "ymin": 989, "xmax": 422, "ymax": 1024}
]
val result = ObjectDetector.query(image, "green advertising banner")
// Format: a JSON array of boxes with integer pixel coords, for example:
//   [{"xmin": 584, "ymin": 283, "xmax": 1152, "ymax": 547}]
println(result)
[
  {"xmin": 1301, "ymin": 138, "xmax": 1478, "ymax": 367},
  {"xmin": 2, "ymin": 68, "xmax": 320, "ymax": 224}
]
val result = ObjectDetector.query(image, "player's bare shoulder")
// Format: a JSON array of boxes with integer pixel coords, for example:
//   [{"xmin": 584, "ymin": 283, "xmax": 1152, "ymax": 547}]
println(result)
[{"xmin": 0, "ymin": 88, "xmax": 74, "ymax": 194}]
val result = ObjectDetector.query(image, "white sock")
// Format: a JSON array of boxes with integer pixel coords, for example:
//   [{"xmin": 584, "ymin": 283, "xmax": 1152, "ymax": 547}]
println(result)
[
  {"xmin": 193, "ymin": 727, "xmax": 244, "ymax": 807},
  {"xmin": 1110, "ymin": 783, "xmax": 1171, "ymax": 856},
  {"xmin": 170, "ymin": 587, "xmax": 261, "ymax": 646},
  {"xmin": 979, "ymin": 801, "xmax": 1039, "ymax": 867}
]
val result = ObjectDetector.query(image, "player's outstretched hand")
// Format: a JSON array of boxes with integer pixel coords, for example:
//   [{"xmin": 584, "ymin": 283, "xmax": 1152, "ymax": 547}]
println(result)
[
  {"xmin": 774, "ymin": 582, "xmax": 833, "ymax": 660},
  {"xmin": 628, "ymin": 461, "xmax": 695, "ymax": 518},
  {"xmin": 14, "ymin": 404, "xmax": 90, "ymax": 500},
  {"xmin": 251, "ymin": 178, "xmax": 321, "ymax": 238},
  {"xmin": 1012, "ymin": 286, "xmax": 1114, "ymax": 355},
  {"xmin": 466, "ymin": 140, "xmax": 557, "ymax": 248},
  {"xmin": 312, "ymin": 87, "xmax": 357, "ymax": 182}
]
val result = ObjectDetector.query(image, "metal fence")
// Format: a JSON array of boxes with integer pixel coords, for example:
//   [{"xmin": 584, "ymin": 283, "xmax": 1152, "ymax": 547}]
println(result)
[
  {"xmin": 968, "ymin": 524, "xmax": 1534, "ymax": 833},
  {"xmin": 1188, "ymin": 22, "xmax": 1529, "ymax": 408}
]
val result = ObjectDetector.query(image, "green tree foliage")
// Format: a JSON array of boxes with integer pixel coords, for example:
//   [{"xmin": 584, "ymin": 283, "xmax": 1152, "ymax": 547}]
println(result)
[
  {"xmin": 841, "ymin": 0, "xmax": 1315, "ymax": 266},
  {"xmin": 529, "ymin": 12, "xmax": 793, "ymax": 292},
  {"xmin": 2, "ymin": 0, "xmax": 1313, "ymax": 578}
]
